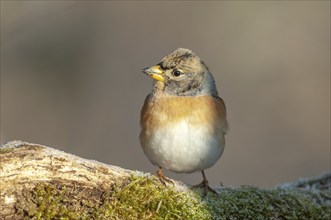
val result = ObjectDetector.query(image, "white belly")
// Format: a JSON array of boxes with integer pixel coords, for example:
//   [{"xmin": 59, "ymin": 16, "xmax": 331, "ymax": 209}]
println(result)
[{"xmin": 141, "ymin": 120, "xmax": 225, "ymax": 173}]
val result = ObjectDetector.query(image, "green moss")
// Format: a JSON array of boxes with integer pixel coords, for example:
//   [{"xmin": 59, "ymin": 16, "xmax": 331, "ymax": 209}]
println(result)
[
  {"xmin": 21, "ymin": 184, "xmax": 85, "ymax": 220},
  {"xmin": 0, "ymin": 147, "xmax": 16, "ymax": 154},
  {"xmin": 18, "ymin": 175, "xmax": 330, "ymax": 219},
  {"xmin": 203, "ymin": 186, "xmax": 331, "ymax": 219},
  {"xmin": 18, "ymin": 175, "xmax": 210, "ymax": 219},
  {"xmin": 94, "ymin": 175, "xmax": 210, "ymax": 219}
]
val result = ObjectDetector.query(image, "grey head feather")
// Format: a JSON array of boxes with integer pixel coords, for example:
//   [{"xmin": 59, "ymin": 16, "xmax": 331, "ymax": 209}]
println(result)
[{"xmin": 155, "ymin": 48, "xmax": 219, "ymax": 97}]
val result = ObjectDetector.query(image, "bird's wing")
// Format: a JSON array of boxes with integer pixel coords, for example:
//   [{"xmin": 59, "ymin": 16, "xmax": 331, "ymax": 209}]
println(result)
[{"xmin": 213, "ymin": 95, "xmax": 229, "ymax": 134}]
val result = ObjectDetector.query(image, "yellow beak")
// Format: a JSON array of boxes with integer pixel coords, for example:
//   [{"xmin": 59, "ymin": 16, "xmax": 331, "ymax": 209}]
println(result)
[{"xmin": 142, "ymin": 65, "xmax": 165, "ymax": 82}]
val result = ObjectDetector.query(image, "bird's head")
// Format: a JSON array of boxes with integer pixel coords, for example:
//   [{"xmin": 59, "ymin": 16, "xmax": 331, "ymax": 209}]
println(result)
[{"xmin": 142, "ymin": 48, "xmax": 218, "ymax": 96}]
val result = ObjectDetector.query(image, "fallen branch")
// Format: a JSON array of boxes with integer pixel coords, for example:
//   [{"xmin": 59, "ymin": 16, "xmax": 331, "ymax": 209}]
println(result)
[{"xmin": 1, "ymin": 141, "xmax": 330, "ymax": 219}]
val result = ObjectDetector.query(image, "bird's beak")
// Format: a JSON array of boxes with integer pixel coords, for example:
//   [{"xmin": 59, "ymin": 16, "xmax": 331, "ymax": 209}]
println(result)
[{"xmin": 142, "ymin": 65, "xmax": 165, "ymax": 82}]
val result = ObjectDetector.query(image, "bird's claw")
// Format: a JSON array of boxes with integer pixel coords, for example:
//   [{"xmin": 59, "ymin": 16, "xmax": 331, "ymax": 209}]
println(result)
[
  {"xmin": 192, "ymin": 179, "xmax": 218, "ymax": 197},
  {"xmin": 156, "ymin": 168, "xmax": 174, "ymax": 185}
]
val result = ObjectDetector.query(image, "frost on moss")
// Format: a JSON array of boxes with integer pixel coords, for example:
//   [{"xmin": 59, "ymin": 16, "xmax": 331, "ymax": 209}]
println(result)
[
  {"xmin": 17, "ymin": 175, "xmax": 331, "ymax": 220},
  {"xmin": 204, "ymin": 186, "xmax": 330, "ymax": 219}
]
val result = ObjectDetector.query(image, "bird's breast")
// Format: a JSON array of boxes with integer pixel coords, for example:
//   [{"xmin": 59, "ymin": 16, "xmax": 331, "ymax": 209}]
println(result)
[
  {"xmin": 140, "ymin": 95, "xmax": 227, "ymax": 172},
  {"xmin": 140, "ymin": 95, "xmax": 227, "ymax": 130}
]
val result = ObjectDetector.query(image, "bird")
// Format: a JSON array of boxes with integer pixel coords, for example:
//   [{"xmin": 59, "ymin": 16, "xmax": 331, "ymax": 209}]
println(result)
[{"xmin": 139, "ymin": 48, "xmax": 228, "ymax": 193}]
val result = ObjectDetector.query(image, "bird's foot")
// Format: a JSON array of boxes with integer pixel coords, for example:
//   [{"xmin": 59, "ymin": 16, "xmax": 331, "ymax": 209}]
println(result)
[
  {"xmin": 192, "ymin": 179, "xmax": 218, "ymax": 197},
  {"xmin": 156, "ymin": 168, "xmax": 174, "ymax": 186}
]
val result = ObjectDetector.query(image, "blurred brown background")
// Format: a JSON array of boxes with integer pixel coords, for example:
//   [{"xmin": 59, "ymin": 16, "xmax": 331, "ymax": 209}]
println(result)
[{"xmin": 1, "ymin": 1, "xmax": 330, "ymax": 187}]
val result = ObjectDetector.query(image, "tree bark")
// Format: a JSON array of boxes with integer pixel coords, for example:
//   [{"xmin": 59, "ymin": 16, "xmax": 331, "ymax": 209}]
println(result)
[{"xmin": 1, "ymin": 141, "xmax": 330, "ymax": 219}]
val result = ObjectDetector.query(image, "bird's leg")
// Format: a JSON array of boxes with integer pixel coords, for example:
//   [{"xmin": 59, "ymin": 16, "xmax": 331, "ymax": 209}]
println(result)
[
  {"xmin": 156, "ymin": 167, "xmax": 174, "ymax": 185},
  {"xmin": 192, "ymin": 170, "xmax": 218, "ymax": 196}
]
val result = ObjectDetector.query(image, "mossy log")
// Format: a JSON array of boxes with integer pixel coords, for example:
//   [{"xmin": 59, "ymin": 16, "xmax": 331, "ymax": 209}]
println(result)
[{"xmin": 0, "ymin": 141, "xmax": 330, "ymax": 219}]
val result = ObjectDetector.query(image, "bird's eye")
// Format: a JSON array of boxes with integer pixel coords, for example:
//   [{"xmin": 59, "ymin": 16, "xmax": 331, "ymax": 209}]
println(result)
[{"xmin": 172, "ymin": 69, "xmax": 182, "ymax": 77}]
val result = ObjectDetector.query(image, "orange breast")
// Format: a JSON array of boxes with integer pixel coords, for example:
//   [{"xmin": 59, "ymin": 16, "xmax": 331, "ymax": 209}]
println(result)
[{"xmin": 140, "ymin": 95, "xmax": 227, "ymax": 133}]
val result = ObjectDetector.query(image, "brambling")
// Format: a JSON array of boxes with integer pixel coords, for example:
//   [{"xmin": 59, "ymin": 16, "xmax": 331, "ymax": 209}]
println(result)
[{"xmin": 140, "ymin": 48, "xmax": 228, "ymax": 193}]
